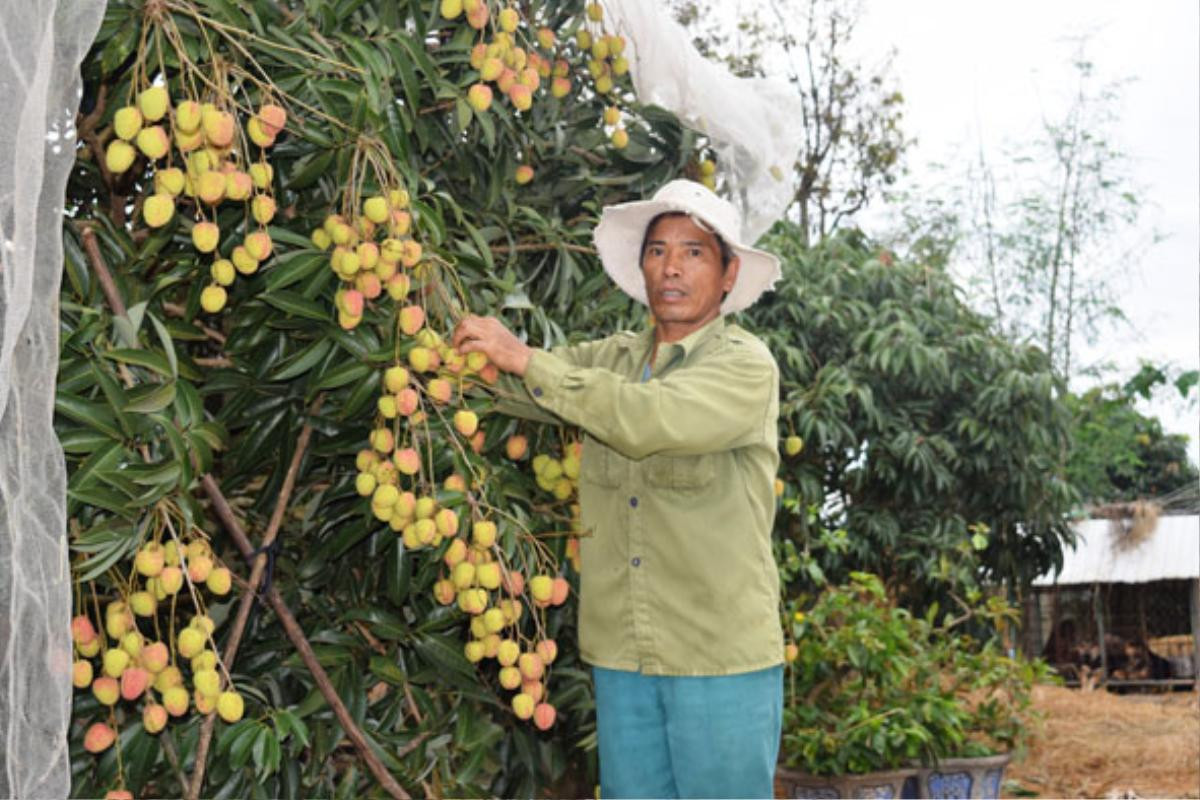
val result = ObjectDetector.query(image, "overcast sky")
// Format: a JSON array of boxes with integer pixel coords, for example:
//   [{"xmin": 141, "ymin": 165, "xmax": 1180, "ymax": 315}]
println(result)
[{"xmin": 842, "ymin": 1, "xmax": 1200, "ymax": 461}]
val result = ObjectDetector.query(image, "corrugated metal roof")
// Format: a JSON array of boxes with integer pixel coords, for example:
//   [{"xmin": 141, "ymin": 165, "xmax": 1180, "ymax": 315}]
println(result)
[{"xmin": 1033, "ymin": 514, "xmax": 1200, "ymax": 586}]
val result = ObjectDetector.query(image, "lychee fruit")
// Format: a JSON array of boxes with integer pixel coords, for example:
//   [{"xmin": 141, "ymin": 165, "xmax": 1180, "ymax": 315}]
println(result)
[
  {"xmin": 206, "ymin": 566, "xmax": 232, "ymax": 595},
  {"xmin": 225, "ymin": 170, "xmax": 253, "ymax": 201},
  {"xmin": 245, "ymin": 230, "xmax": 273, "ymax": 261},
  {"xmin": 249, "ymin": 162, "xmax": 273, "ymax": 189},
  {"xmin": 138, "ymin": 86, "xmax": 169, "ymax": 122},
  {"xmin": 83, "ymin": 722, "xmax": 117, "ymax": 753},
  {"xmin": 211, "ymin": 689, "xmax": 242, "ymax": 722},
  {"xmin": 398, "ymin": 305, "xmax": 425, "ymax": 335},
  {"xmin": 174, "ymin": 100, "xmax": 202, "ymax": 133},
  {"xmin": 143, "ymin": 702, "xmax": 168, "ymax": 734},
  {"xmin": 231, "ymin": 245, "xmax": 259, "ymax": 275},
  {"xmin": 427, "ymin": 378, "xmax": 453, "ymax": 404},
  {"xmin": 467, "ymin": 83, "xmax": 493, "ymax": 112},
  {"xmin": 72, "ymin": 659, "xmax": 93, "ymax": 688},
  {"xmin": 533, "ymin": 702, "xmax": 557, "ymax": 731},
  {"xmin": 192, "ymin": 221, "xmax": 219, "ymax": 253},
  {"xmin": 393, "ymin": 447, "xmax": 420, "ymax": 476},
  {"xmin": 135, "ymin": 125, "xmax": 170, "ymax": 160},
  {"xmin": 113, "ymin": 106, "xmax": 143, "ymax": 141},
  {"xmin": 155, "ymin": 167, "xmax": 185, "ymax": 196},
  {"xmin": 201, "ymin": 106, "xmax": 235, "ymax": 147},
  {"xmin": 528, "ymin": 574, "xmax": 553, "ymax": 605},
  {"xmin": 476, "ymin": 561, "xmax": 501, "ymax": 590},
  {"xmin": 511, "ymin": 692, "xmax": 535, "ymax": 720},
  {"xmin": 196, "ymin": 171, "xmax": 226, "ymax": 205},
  {"xmin": 453, "ymin": 410, "xmax": 479, "ymax": 437},
  {"xmin": 499, "ymin": 666, "xmax": 522, "ymax": 690},
  {"xmin": 92, "ymin": 676, "xmax": 119, "ymax": 706},
  {"xmin": 142, "ymin": 193, "xmax": 175, "ymax": 227},
  {"xmin": 252, "ymin": 195, "xmax": 276, "ymax": 225},
  {"xmin": 211, "ymin": 259, "xmax": 236, "ymax": 287},
  {"xmin": 120, "ymin": 667, "xmax": 150, "ymax": 701},
  {"xmin": 177, "ymin": 627, "xmax": 206, "ymax": 659}
]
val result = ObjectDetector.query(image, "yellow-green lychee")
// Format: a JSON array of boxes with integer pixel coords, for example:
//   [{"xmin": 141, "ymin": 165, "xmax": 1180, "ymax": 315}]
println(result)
[
  {"xmin": 136, "ymin": 125, "xmax": 170, "ymax": 160},
  {"xmin": 138, "ymin": 86, "xmax": 170, "ymax": 122},
  {"xmin": 105, "ymin": 139, "xmax": 136, "ymax": 173},
  {"xmin": 113, "ymin": 106, "xmax": 143, "ymax": 141},
  {"xmin": 211, "ymin": 259, "xmax": 236, "ymax": 286},
  {"xmin": 217, "ymin": 690, "xmax": 244, "ymax": 722},
  {"xmin": 192, "ymin": 221, "xmax": 219, "ymax": 253},
  {"xmin": 200, "ymin": 285, "xmax": 227, "ymax": 313},
  {"xmin": 142, "ymin": 193, "xmax": 175, "ymax": 227}
]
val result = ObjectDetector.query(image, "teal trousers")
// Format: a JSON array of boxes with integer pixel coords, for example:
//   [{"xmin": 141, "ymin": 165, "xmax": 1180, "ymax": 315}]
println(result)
[{"xmin": 592, "ymin": 665, "xmax": 783, "ymax": 799}]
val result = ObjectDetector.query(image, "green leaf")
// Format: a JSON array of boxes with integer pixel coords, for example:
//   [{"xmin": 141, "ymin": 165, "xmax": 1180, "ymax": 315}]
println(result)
[
  {"xmin": 313, "ymin": 360, "xmax": 370, "ymax": 390},
  {"xmin": 261, "ymin": 290, "xmax": 329, "ymax": 321},
  {"xmin": 271, "ymin": 339, "xmax": 334, "ymax": 381},
  {"xmin": 265, "ymin": 251, "xmax": 328, "ymax": 292},
  {"xmin": 124, "ymin": 381, "xmax": 177, "ymax": 413},
  {"xmin": 104, "ymin": 348, "xmax": 174, "ymax": 378},
  {"xmin": 55, "ymin": 392, "xmax": 122, "ymax": 440}
]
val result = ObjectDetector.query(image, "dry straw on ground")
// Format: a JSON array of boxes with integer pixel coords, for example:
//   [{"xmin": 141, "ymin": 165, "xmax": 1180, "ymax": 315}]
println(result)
[{"xmin": 1005, "ymin": 684, "xmax": 1199, "ymax": 799}]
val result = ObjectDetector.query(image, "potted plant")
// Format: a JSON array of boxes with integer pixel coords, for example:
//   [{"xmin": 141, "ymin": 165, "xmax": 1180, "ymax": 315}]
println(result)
[
  {"xmin": 913, "ymin": 608, "xmax": 1052, "ymax": 800},
  {"xmin": 776, "ymin": 572, "xmax": 973, "ymax": 799},
  {"xmin": 776, "ymin": 572, "xmax": 1052, "ymax": 799}
]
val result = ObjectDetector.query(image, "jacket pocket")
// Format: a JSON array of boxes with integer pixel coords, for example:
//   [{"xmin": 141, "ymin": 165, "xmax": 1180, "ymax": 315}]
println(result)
[
  {"xmin": 581, "ymin": 439, "xmax": 623, "ymax": 488},
  {"xmin": 645, "ymin": 453, "xmax": 716, "ymax": 490}
]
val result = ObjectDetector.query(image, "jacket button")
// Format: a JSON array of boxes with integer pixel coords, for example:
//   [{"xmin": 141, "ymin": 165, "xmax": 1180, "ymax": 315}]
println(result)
[
  {"xmin": 532, "ymin": 387, "xmax": 543, "ymax": 397},
  {"xmin": 631, "ymin": 557, "xmax": 641, "ymax": 567},
  {"xmin": 629, "ymin": 496, "xmax": 638, "ymax": 508}
]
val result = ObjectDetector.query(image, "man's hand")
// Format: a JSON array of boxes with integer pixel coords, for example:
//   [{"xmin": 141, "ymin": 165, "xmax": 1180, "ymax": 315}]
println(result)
[{"xmin": 452, "ymin": 315, "xmax": 533, "ymax": 377}]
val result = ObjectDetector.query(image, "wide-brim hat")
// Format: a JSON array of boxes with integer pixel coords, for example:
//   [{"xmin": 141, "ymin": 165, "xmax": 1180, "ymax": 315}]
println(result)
[{"xmin": 593, "ymin": 179, "xmax": 782, "ymax": 314}]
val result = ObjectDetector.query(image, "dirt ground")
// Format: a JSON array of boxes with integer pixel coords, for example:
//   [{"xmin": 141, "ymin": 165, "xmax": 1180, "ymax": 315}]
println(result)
[{"xmin": 1003, "ymin": 684, "xmax": 1200, "ymax": 799}]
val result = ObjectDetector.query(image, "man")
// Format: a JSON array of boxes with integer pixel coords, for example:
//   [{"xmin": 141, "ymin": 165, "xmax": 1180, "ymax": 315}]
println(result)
[{"xmin": 452, "ymin": 180, "xmax": 784, "ymax": 799}]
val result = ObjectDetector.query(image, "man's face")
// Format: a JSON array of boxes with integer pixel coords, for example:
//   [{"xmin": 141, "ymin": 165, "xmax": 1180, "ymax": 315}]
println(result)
[{"xmin": 640, "ymin": 214, "xmax": 740, "ymax": 341}]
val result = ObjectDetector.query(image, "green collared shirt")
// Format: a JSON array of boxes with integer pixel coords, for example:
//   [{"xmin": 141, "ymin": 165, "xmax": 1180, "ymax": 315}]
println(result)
[{"xmin": 497, "ymin": 316, "xmax": 783, "ymax": 676}]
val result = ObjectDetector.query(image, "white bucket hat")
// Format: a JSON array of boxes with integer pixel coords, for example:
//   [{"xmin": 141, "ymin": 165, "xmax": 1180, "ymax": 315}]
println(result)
[{"xmin": 592, "ymin": 179, "xmax": 782, "ymax": 314}]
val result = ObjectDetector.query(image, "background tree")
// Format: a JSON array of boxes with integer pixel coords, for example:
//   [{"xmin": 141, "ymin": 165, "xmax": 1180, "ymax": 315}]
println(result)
[
  {"xmin": 1066, "ymin": 364, "xmax": 1200, "ymax": 504},
  {"xmin": 745, "ymin": 224, "xmax": 1077, "ymax": 610},
  {"xmin": 892, "ymin": 49, "xmax": 1147, "ymax": 380}
]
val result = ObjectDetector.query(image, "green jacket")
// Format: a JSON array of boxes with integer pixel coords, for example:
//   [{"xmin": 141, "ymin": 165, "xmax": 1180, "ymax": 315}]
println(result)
[{"xmin": 497, "ymin": 315, "xmax": 784, "ymax": 675}]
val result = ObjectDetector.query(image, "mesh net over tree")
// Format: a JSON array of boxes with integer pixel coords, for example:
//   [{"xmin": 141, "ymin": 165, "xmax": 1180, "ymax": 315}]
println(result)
[{"xmin": 0, "ymin": 1, "xmax": 106, "ymax": 796}]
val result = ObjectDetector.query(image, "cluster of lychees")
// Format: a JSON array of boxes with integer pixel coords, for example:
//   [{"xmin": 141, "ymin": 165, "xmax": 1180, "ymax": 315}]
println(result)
[
  {"xmin": 73, "ymin": 535, "xmax": 245, "ymax": 764},
  {"xmin": 103, "ymin": 84, "xmax": 286, "ymax": 314},
  {"xmin": 351, "ymin": 338, "xmax": 579, "ymax": 728},
  {"xmin": 310, "ymin": 191, "xmax": 425, "ymax": 330},
  {"xmin": 576, "ymin": 2, "xmax": 632, "ymax": 149}
]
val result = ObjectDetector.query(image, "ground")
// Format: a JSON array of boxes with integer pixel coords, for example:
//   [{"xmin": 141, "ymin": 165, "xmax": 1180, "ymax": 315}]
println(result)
[{"xmin": 1003, "ymin": 684, "xmax": 1199, "ymax": 799}]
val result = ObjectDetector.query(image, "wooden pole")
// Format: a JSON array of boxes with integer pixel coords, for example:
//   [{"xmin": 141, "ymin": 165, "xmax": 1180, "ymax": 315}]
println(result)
[
  {"xmin": 1190, "ymin": 579, "xmax": 1200, "ymax": 692},
  {"xmin": 1093, "ymin": 582, "xmax": 1108, "ymax": 687}
]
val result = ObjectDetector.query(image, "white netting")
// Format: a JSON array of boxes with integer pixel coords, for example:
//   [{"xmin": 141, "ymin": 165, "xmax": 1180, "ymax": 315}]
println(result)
[
  {"xmin": 0, "ymin": 1, "xmax": 106, "ymax": 797},
  {"xmin": 602, "ymin": 0, "xmax": 804, "ymax": 244}
]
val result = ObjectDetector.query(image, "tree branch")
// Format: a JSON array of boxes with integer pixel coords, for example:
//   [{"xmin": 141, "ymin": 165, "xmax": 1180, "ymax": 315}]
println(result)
[
  {"xmin": 489, "ymin": 241, "xmax": 595, "ymax": 255},
  {"xmin": 78, "ymin": 224, "xmax": 128, "ymax": 318},
  {"xmin": 187, "ymin": 396, "xmax": 325, "ymax": 800},
  {"xmin": 200, "ymin": 473, "xmax": 412, "ymax": 800}
]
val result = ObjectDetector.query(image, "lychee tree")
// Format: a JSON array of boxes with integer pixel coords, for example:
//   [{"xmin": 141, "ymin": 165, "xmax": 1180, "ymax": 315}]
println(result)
[{"xmin": 62, "ymin": 1, "xmax": 712, "ymax": 797}]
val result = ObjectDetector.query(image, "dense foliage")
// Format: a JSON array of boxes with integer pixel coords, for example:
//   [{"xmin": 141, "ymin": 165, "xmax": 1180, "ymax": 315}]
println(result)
[
  {"xmin": 750, "ymin": 226, "xmax": 1077, "ymax": 607},
  {"xmin": 63, "ymin": 1, "xmax": 704, "ymax": 797},
  {"xmin": 1066, "ymin": 365, "xmax": 1199, "ymax": 504}
]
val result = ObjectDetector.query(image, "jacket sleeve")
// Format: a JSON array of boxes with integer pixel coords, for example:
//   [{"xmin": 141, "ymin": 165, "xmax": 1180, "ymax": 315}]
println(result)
[
  {"xmin": 519, "ymin": 345, "xmax": 775, "ymax": 459},
  {"xmin": 491, "ymin": 338, "xmax": 610, "ymax": 425}
]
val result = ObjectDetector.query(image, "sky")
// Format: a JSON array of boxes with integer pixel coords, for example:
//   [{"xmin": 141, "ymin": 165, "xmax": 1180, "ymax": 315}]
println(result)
[{"xmin": 841, "ymin": 1, "xmax": 1200, "ymax": 462}]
